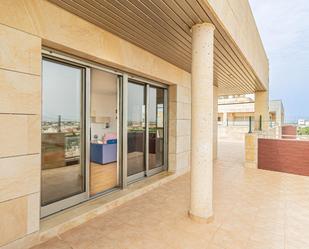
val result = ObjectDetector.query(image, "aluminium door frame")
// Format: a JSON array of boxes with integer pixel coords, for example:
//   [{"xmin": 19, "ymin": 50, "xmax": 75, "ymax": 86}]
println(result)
[
  {"xmin": 145, "ymin": 84, "xmax": 150, "ymax": 177},
  {"xmin": 125, "ymin": 79, "xmax": 147, "ymax": 184},
  {"xmin": 41, "ymin": 48, "xmax": 169, "ymax": 207},
  {"xmin": 87, "ymin": 68, "xmax": 124, "ymax": 198},
  {"xmin": 40, "ymin": 56, "xmax": 90, "ymax": 218},
  {"xmin": 41, "ymin": 50, "xmax": 124, "ymax": 217},
  {"xmin": 147, "ymin": 87, "xmax": 168, "ymax": 177},
  {"xmin": 124, "ymin": 77, "xmax": 168, "ymax": 185}
]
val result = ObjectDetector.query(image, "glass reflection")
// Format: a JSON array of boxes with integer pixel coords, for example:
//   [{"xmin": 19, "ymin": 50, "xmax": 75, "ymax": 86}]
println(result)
[
  {"xmin": 148, "ymin": 87, "xmax": 165, "ymax": 170},
  {"xmin": 127, "ymin": 82, "xmax": 146, "ymax": 176},
  {"xmin": 41, "ymin": 59, "xmax": 85, "ymax": 206}
]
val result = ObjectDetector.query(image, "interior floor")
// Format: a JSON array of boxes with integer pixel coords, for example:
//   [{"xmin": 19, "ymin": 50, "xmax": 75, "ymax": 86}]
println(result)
[{"xmin": 90, "ymin": 162, "xmax": 118, "ymax": 196}]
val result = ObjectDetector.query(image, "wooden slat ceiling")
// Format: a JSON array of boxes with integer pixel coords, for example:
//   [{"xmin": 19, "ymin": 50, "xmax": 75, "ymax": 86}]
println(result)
[{"xmin": 49, "ymin": 0, "xmax": 266, "ymax": 95}]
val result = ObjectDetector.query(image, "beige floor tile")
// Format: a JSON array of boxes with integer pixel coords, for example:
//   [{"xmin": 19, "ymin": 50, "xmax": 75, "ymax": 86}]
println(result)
[
  {"xmin": 31, "ymin": 238, "xmax": 71, "ymax": 249},
  {"xmin": 59, "ymin": 224, "xmax": 110, "ymax": 249},
  {"xmin": 31, "ymin": 141, "xmax": 309, "ymax": 249},
  {"xmin": 246, "ymin": 238, "xmax": 284, "ymax": 249}
]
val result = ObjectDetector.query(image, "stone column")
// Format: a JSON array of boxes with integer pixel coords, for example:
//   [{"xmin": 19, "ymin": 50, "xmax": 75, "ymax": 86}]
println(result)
[
  {"xmin": 255, "ymin": 91, "xmax": 269, "ymax": 131},
  {"xmin": 213, "ymin": 86, "xmax": 218, "ymax": 160},
  {"xmin": 189, "ymin": 23, "xmax": 215, "ymax": 221},
  {"xmin": 245, "ymin": 133, "xmax": 258, "ymax": 168}
]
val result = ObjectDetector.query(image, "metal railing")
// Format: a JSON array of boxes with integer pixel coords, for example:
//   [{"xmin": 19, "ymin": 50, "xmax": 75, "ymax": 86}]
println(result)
[
  {"xmin": 218, "ymin": 115, "xmax": 289, "ymax": 140},
  {"xmin": 281, "ymin": 134, "xmax": 309, "ymax": 141},
  {"xmin": 256, "ymin": 125, "xmax": 309, "ymax": 141}
]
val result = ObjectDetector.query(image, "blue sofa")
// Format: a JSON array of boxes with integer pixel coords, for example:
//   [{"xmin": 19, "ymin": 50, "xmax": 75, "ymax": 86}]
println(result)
[{"xmin": 90, "ymin": 143, "xmax": 117, "ymax": 164}]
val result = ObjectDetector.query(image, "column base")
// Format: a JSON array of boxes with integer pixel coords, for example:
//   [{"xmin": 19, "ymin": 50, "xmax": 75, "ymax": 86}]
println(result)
[
  {"xmin": 244, "ymin": 161, "xmax": 257, "ymax": 168},
  {"xmin": 188, "ymin": 211, "xmax": 214, "ymax": 223}
]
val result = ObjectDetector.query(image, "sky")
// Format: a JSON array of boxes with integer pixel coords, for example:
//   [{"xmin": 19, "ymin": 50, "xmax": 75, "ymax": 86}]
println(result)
[{"xmin": 249, "ymin": 0, "xmax": 309, "ymax": 123}]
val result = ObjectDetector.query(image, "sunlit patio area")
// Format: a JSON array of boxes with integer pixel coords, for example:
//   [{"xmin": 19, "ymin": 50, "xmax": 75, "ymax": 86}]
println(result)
[{"xmin": 32, "ymin": 141, "xmax": 309, "ymax": 249}]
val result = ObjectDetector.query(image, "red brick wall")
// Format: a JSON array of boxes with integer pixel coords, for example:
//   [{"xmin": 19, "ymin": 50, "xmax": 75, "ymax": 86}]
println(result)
[
  {"xmin": 258, "ymin": 138, "xmax": 309, "ymax": 176},
  {"xmin": 282, "ymin": 125, "xmax": 297, "ymax": 139}
]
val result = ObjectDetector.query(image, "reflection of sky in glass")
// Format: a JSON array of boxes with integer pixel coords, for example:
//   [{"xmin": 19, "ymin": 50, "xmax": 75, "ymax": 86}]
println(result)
[
  {"xmin": 42, "ymin": 60, "xmax": 81, "ymax": 121},
  {"xmin": 128, "ymin": 83, "xmax": 144, "ymax": 124},
  {"xmin": 149, "ymin": 87, "xmax": 157, "ymax": 123},
  {"xmin": 128, "ymin": 84, "xmax": 165, "ymax": 126},
  {"xmin": 149, "ymin": 87, "xmax": 164, "ymax": 127}
]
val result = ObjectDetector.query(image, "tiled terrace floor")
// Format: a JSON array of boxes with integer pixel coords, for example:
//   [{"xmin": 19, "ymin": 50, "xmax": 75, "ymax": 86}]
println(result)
[{"xmin": 33, "ymin": 141, "xmax": 309, "ymax": 249}]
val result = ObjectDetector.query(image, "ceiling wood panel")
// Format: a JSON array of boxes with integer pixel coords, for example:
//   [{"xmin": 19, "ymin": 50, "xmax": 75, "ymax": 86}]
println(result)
[{"xmin": 49, "ymin": 0, "xmax": 265, "ymax": 95}]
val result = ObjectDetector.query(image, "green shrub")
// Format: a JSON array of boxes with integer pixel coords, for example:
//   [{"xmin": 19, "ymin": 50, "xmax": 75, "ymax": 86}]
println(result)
[{"xmin": 298, "ymin": 127, "xmax": 309, "ymax": 135}]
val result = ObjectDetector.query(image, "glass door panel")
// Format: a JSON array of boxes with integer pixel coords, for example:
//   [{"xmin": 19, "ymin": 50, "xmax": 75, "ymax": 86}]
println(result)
[
  {"xmin": 148, "ymin": 87, "xmax": 165, "ymax": 170},
  {"xmin": 41, "ymin": 58, "xmax": 86, "ymax": 208},
  {"xmin": 89, "ymin": 69, "xmax": 119, "ymax": 196},
  {"xmin": 127, "ymin": 82, "xmax": 146, "ymax": 177}
]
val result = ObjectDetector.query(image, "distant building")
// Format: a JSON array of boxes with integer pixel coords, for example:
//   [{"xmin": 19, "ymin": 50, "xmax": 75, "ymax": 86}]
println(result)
[
  {"xmin": 298, "ymin": 119, "xmax": 306, "ymax": 126},
  {"xmin": 218, "ymin": 95, "xmax": 285, "ymax": 127},
  {"xmin": 269, "ymin": 100, "xmax": 285, "ymax": 127}
]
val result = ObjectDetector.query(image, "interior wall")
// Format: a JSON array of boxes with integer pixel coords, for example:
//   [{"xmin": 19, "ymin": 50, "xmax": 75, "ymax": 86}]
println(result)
[
  {"xmin": 91, "ymin": 69, "xmax": 117, "ymax": 140},
  {"xmin": 91, "ymin": 94, "xmax": 117, "ymax": 138}
]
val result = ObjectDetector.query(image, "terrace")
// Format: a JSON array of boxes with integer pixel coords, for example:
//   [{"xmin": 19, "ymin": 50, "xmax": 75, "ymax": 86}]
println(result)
[
  {"xmin": 32, "ymin": 140, "xmax": 309, "ymax": 249},
  {"xmin": 0, "ymin": 1, "xmax": 277, "ymax": 248}
]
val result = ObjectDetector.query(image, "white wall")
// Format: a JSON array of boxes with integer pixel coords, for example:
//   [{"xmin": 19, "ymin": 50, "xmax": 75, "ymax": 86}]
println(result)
[
  {"xmin": 218, "ymin": 102, "xmax": 254, "ymax": 113},
  {"xmin": 269, "ymin": 100, "xmax": 284, "ymax": 126},
  {"xmin": 91, "ymin": 69, "xmax": 117, "ymax": 140}
]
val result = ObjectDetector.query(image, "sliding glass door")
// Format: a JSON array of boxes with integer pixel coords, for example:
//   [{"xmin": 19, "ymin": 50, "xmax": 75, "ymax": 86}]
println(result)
[
  {"xmin": 41, "ymin": 57, "xmax": 88, "ymax": 217},
  {"xmin": 148, "ymin": 87, "xmax": 166, "ymax": 173},
  {"xmin": 126, "ymin": 80, "xmax": 167, "ymax": 183},
  {"xmin": 127, "ymin": 82, "xmax": 146, "ymax": 179},
  {"xmin": 89, "ymin": 69, "xmax": 120, "ymax": 196},
  {"xmin": 40, "ymin": 50, "xmax": 168, "ymax": 216}
]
